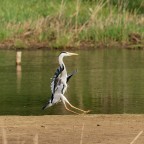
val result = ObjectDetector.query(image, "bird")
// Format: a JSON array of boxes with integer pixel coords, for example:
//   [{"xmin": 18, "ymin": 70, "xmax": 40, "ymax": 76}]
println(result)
[{"xmin": 42, "ymin": 51, "xmax": 90, "ymax": 114}]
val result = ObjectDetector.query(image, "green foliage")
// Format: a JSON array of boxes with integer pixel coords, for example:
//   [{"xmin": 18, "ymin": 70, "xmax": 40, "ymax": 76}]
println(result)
[
  {"xmin": 109, "ymin": 0, "xmax": 144, "ymax": 14},
  {"xmin": 0, "ymin": 0, "xmax": 143, "ymax": 48},
  {"xmin": 83, "ymin": 0, "xmax": 144, "ymax": 13},
  {"xmin": 14, "ymin": 39, "xmax": 27, "ymax": 49}
]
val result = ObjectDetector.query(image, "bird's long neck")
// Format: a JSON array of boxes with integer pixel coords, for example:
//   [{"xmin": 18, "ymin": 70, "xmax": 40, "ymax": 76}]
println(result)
[{"xmin": 59, "ymin": 56, "xmax": 67, "ymax": 76}]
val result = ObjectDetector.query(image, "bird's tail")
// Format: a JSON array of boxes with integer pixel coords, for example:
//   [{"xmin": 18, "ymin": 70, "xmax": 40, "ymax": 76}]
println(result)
[{"xmin": 42, "ymin": 101, "xmax": 52, "ymax": 110}]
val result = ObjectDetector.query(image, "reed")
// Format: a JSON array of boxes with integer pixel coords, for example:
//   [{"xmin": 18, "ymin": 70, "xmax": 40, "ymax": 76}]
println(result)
[{"xmin": 0, "ymin": 0, "xmax": 143, "ymax": 49}]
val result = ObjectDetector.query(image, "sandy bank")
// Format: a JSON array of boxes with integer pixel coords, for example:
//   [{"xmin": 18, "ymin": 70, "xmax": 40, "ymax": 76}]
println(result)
[{"xmin": 0, "ymin": 115, "xmax": 144, "ymax": 144}]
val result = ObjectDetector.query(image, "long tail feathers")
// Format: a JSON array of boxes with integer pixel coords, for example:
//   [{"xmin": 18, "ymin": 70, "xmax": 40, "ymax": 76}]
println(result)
[{"xmin": 42, "ymin": 101, "xmax": 52, "ymax": 110}]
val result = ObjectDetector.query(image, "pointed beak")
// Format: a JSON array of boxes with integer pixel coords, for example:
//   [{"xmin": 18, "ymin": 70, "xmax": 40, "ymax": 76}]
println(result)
[{"xmin": 68, "ymin": 52, "xmax": 78, "ymax": 56}]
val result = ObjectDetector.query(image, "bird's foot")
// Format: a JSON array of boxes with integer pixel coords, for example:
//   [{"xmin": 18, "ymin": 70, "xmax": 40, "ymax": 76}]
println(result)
[{"xmin": 82, "ymin": 110, "xmax": 91, "ymax": 114}]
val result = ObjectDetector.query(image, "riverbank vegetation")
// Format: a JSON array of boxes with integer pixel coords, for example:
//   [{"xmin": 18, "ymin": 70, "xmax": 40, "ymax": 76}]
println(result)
[{"xmin": 0, "ymin": 0, "xmax": 144, "ymax": 49}]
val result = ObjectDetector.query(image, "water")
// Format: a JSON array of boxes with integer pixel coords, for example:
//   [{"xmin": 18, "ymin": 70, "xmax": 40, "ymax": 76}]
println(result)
[{"xmin": 0, "ymin": 49, "xmax": 144, "ymax": 115}]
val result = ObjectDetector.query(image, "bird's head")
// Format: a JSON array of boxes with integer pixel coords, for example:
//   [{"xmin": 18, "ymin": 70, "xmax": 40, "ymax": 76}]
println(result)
[{"xmin": 59, "ymin": 51, "xmax": 78, "ymax": 57}]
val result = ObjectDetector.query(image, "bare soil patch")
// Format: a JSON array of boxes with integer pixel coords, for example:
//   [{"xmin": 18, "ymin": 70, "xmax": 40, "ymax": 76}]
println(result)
[{"xmin": 0, "ymin": 115, "xmax": 144, "ymax": 144}]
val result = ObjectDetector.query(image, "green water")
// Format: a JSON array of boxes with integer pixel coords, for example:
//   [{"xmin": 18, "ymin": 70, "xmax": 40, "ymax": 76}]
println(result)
[{"xmin": 0, "ymin": 49, "xmax": 144, "ymax": 115}]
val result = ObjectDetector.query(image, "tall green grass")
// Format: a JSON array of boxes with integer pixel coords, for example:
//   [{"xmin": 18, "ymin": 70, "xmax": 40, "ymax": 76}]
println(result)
[{"xmin": 0, "ymin": 0, "xmax": 143, "ymax": 48}]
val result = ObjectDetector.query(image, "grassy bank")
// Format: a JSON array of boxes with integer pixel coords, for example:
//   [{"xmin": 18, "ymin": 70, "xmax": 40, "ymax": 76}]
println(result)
[{"xmin": 0, "ymin": 0, "xmax": 144, "ymax": 49}]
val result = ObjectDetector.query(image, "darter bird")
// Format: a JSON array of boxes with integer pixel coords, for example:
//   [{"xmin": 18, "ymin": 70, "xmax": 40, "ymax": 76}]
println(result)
[{"xmin": 42, "ymin": 52, "xmax": 90, "ymax": 114}]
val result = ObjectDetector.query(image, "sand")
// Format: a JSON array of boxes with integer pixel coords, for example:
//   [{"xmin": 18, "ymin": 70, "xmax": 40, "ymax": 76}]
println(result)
[{"xmin": 0, "ymin": 115, "xmax": 144, "ymax": 144}]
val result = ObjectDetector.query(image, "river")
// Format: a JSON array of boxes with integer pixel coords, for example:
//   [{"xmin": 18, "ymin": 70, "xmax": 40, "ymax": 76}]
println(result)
[{"xmin": 0, "ymin": 49, "xmax": 144, "ymax": 115}]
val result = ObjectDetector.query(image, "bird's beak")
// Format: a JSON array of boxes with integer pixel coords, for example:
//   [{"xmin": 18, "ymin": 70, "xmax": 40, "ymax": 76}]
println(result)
[{"xmin": 68, "ymin": 52, "xmax": 78, "ymax": 56}]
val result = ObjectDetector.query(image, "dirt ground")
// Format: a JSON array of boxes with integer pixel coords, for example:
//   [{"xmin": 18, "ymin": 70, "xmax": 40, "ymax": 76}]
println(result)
[{"xmin": 0, "ymin": 115, "xmax": 144, "ymax": 144}]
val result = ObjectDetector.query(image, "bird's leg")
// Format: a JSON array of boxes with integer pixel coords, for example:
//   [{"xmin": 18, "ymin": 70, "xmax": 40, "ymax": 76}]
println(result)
[
  {"xmin": 62, "ymin": 95, "xmax": 90, "ymax": 114},
  {"xmin": 66, "ymin": 101, "xmax": 90, "ymax": 114},
  {"xmin": 62, "ymin": 100, "xmax": 80, "ymax": 114}
]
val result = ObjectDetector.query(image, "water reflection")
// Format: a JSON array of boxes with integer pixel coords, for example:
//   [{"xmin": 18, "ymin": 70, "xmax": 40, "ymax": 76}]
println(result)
[
  {"xmin": 16, "ymin": 64, "xmax": 22, "ymax": 93},
  {"xmin": 0, "ymin": 49, "xmax": 144, "ymax": 115}
]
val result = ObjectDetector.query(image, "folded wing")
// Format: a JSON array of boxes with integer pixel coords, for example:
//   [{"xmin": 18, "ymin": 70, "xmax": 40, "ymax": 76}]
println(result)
[{"xmin": 50, "ymin": 65, "xmax": 64, "ymax": 94}]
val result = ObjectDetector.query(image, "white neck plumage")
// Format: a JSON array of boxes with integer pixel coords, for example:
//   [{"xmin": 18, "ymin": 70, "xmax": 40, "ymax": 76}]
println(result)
[
  {"xmin": 59, "ymin": 55, "xmax": 64, "ymax": 67},
  {"xmin": 58, "ymin": 55, "xmax": 67, "ymax": 76}
]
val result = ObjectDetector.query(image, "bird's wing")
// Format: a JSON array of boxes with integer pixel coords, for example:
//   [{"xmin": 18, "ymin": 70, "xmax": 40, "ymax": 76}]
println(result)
[
  {"xmin": 42, "ymin": 82, "xmax": 64, "ymax": 110},
  {"xmin": 67, "ymin": 69, "xmax": 77, "ymax": 83},
  {"xmin": 42, "ymin": 65, "xmax": 64, "ymax": 110},
  {"xmin": 42, "ymin": 70, "xmax": 64, "ymax": 110},
  {"xmin": 50, "ymin": 65, "xmax": 64, "ymax": 94}
]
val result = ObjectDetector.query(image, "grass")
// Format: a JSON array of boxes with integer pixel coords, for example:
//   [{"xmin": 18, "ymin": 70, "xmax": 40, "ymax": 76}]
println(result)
[{"xmin": 0, "ymin": 0, "xmax": 144, "ymax": 49}]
